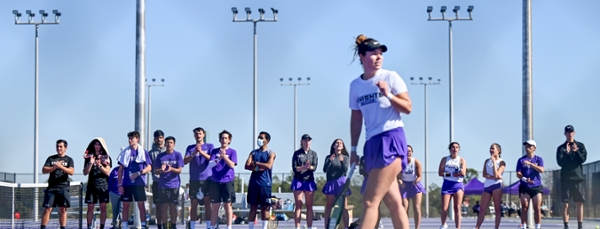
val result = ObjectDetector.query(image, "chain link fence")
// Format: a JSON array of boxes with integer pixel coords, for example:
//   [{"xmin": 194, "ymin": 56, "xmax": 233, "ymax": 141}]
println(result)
[{"xmin": 6, "ymin": 159, "xmax": 600, "ymax": 219}]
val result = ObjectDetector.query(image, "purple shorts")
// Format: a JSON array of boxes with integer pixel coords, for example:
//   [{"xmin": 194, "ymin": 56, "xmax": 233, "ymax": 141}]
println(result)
[
  {"xmin": 484, "ymin": 183, "xmax": 502, "ymax": 194},
  {"xmin": 291, "ymin": 178, "xmax": 317, "ymax": 192},
  {"xmin": 362, "ymin": 128, "xmax": 408, "ymax": 174},
  {"xmin": 400, "ymin": 181, "xmax": 427, "ymax": 199},
  {"xmin": 441, "ymin": 180, "xmax": 464, "ymax": 195},
  {"xmin": 322, "ymin": 176, "xmax": 352, "ymax": 196}
]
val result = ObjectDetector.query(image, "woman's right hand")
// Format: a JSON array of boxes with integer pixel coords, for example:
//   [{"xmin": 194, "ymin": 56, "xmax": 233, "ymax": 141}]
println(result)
[{"xmin": 118, "ymin": 186, "xmax": 124, "ymax": 195}]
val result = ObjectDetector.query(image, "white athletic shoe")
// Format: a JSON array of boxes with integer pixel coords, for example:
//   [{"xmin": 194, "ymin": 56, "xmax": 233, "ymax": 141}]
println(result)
[{"xmin": 439, "ymin": 225, "xmax": 448, "ymax": 229}]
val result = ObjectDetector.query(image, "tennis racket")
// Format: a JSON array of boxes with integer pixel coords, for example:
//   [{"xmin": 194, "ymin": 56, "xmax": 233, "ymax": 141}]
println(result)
[{"xmin": 327, "ymin": 162, "xmax": 356, "ymax": 229}]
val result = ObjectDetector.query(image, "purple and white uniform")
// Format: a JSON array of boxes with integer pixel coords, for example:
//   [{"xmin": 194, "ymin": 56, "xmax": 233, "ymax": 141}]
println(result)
[
  {"xmin": 441, "ymin": 156, "xmax": 464, "ymax": 195},
  {"xmin": 349, "ymin": 69, "xmax": 409, "ymax": 176},
  {"xmin": 400, "ymin": 158, "xmax": 426, "ymax": 199},
  {"xmin": 483, "ymin": 158, "xmax": 504, "ymax": 194}
]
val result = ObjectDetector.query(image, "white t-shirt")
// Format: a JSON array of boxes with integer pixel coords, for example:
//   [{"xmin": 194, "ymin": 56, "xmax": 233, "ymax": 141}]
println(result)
[{"xmin": 349, "ymin": 69, "xmax": 408, "ymax": 140}]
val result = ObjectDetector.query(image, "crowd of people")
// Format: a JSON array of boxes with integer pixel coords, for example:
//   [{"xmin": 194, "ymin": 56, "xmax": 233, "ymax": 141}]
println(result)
[{"xmin": 37, "ymin": 34, "xmax": 589, "ymax": 229}]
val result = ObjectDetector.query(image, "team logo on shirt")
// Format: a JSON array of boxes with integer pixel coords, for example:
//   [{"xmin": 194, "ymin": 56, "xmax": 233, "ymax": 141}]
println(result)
[
  {"xmin": 357, "ymin": 92, "xmax": 384, "ymax": 106},
  {"xmin": 52, "ymin": 161, "xmax": 68, "ymax": 166}
]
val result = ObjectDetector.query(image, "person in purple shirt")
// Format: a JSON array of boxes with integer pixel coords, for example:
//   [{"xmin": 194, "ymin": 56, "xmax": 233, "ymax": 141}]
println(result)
[
  {"xmin": 117, "ymin": 131, "xmax": 152, "ymax": 229},
  {"xmin": 209, "ymin": 130, "xmax": 238, "ymax": 229},
  {"xmin": 108, "ymin": 167, "xmax": 122, "ymax": 229},
  {"xmin": 153, "ymin": 136, "xmax": 184, "ymax": 229},
  {"xmin": 183, "ymin": 127, "xmax": 215, "ymax": 229},
  {"xmin": 516, "ymin": 140, "xmax": 545, "ymax": 229}
]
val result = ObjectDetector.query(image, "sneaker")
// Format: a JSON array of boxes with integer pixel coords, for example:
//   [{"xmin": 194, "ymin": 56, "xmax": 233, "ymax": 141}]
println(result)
[{"xmin": 439, "ymin": 225, "xmax": 448, "ymax": 229}]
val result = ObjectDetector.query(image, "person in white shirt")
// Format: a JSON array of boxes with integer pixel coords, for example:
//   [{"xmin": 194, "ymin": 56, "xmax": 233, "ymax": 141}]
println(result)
[
  {"xmin": 473, "ymin": 143, "xmax": 506, "ymax": 229},
  {"xmin": 398, "ymin": 145, "xmax": 426, "ymax": 229},
  {"xmin": 437, "ymin": 142, "xmax": 467, "ymax": 229},
  {"xmin": 349, "ymin": 34, "xmax": 412, "ymax": 229}
]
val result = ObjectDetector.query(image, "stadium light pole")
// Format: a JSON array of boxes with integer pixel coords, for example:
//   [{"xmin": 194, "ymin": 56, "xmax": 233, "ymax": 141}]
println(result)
[
  {"xmin": 522, "ymin": 0, "xmax": 535, "ymax": 228},
  {"xmin": 280, "ymin": 77, "xmax": 310, "ymax": 152},
  {"xmin": 231, "ymin": 7, "xmax": 278, "ymax": 150},
  {"xmin": 145, "ymin": 78, "xmax": 165, "ymax": 150},
  {"xmin": 410, "ymin": 77, "xmax": 440, "ymax": 218},
  {"xmin": 13, "ymin": 9, "xmax": 61, "ymax": 223},
  {"xmin": 427, "ymin": 5, "xmax": 473, "ymax": 220}
]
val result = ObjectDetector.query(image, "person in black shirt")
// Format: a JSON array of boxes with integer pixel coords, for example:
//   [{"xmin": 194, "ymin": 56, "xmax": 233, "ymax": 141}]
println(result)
[
  {"xmin": 41, "ymin": 139, "xmax": 75, "ymax": 229},
  {"xmin": 83, "ymin": 138, "xmax": 113, "ymax": 229},
  {"xmin": 290, "ymin": 134, "xmax": 318, "ymax": 229},
  {"xmin": 556, "ymin": 125, "xmax": 588, "ymax": 229}
]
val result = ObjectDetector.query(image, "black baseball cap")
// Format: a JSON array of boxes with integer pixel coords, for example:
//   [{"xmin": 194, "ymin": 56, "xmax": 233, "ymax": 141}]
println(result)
[
  {"xmin": 301, "ymin": 134, "xmax": 312, "ymax": 141},
  {"xmin": 154, "ymin": 130, "xmax": 165, "ymax": 137},
  {"xmin": 359, "ymin": 39, "xmax": 388, "ymax": 53},
  {"xmin": 564, "ymin": 125, "xmax": 575, "ymax": 133}
]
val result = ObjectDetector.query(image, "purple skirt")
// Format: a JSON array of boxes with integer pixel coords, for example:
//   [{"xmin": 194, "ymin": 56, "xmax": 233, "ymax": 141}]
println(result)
[
  {"xmin": 400, "ymin": 181, "xmax": 426, "ymax": 199},
  {"xmin": 291, "ymin": 178, "xmax": 317, "ymax": 192},
  {"xmin": 322, "ymin": 176, "xmax": 352, "ymax": 196},
  {"xmin": 441, "ymin": 180, "xmax": 464, "ymax": 195},
  {"xmin": 484, "ymin": 183, "xmax": 502, "ymax": 194},
  {"xmin": 362, "ymin": 128, "xmax": 408, "ymax": 174}
]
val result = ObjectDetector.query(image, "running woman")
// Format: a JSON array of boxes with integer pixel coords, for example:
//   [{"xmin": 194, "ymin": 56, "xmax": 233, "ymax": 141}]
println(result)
[
  {"xmin": 41, "ymin": 139, "xmax": 75, "ymax": 229},
  {"xmin": 184, "ymin": 127, "xmax": 215, "ymax": 229},
  {"xmin": 473, "ymin": 143, "xmax": 506, "ymax": 229},
  {"xmin": 398, "ymin": 145, "xmax": 426, "ymax": 229},
  {"xmin": 322, "ymin": 139, "xmax": 351, "ymax": 229},
  {"xmin": 83, "ymin": 138, "xmax": 112, "ymax": 229},
  {"xmin": 148, "ymin": 130, "xmax": 166, "ymax": 229},
  {"xmin": 437, "ymin": 142, "xmax": 467, "ymax": 229},
  {"xmin": 244, "ymin": 131, "xmax": 276, "ymax": 229},
  {"xmin": 209, "ymin": 130, "xmax": 238, "ymax": 229},
  {"xmin": 153, "ymin": 136, "xmax": 184, "ymax": 229},
  {"xmin": 291, "ymin": 134, "xmax": 319, "ymax": 229},
  {"xmin": 517, "ymin": 140, "xmax": 545, "ymax": 229},
  {"xmin": 349, "ymin": 34, "xmax": 412, "ymax": 229},
  {"xmin": 117, "ymin": 131, "xmax": 152, "ymax": 229}
]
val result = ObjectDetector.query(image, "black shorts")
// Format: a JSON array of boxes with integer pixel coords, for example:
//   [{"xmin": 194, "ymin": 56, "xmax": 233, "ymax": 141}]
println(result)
[
  {"xmin": 85, "ymin": 186, "xmax": 110, "ymax": 204},
  {"xmin": 158, "ymin": 188, "xmax": 180, "ymax": 205},
  {"xmin": 561, "ymin": 180, "xmax": 585, "ymax": 203},
  {"xmin": 152, "ymin": 182, "xmax": 161, "ymax": 203},
  {"xmin": 209, "ymin": 181, "xmax": 235, "ymax": 203},
  {"xmin": 189, "ymin": 180, "xmax": 211, "ymax": 201},
  {"xmin": 519, "ymin": 185, "xmax": 543, "ymax": 198},
  {"xmin": 43, "ymin": 188, "xmax": 71, "ymax": 208},
  {"xmin": 121, "ymin": 185, "xmax": 147, "ymax": 202},
  {"xmin": 246, "ymin": 185, "xmax": 272, "ymax": 207}
]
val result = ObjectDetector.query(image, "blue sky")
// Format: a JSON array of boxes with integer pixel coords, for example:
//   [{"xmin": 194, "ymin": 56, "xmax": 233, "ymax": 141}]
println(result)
[{"xmin": 1, "ymin": 0, "xmax": 599, "ymax": 185}]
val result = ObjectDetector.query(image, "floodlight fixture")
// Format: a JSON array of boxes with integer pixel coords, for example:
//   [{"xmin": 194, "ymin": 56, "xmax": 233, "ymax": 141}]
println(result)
[
  {"xmin": 279, "ymin": 78, "xmax": 284, "ymax": 82},
  {"xmin": 427, "ymin": 6, "xmax": 433, "ymax": 13},
  {"xmin": 288, "ymin": 77, "xmax": 292, "ymax": 81},
  {"xmin": 232, "ymin": 7, "xmax": 238, "ymax": 20},
  {"xmin": 258, "ymin": 8, "xmax": 265, "ymax": 20},
  {"xmin": 453, "ymin": 6, "xmax": 460, "ymax": 13},
  {"xmin": 440, "ymin": 6, "xmax": 447, "ymax": 13},
  {"xmin": 245, "ymin": 7, "xmax": 251, "ymax": 20},
  {"xmin": 410, "ymin": 77, "xmax": 415, "ymax": 81},
  {"xmin": 419, "ymin": 77, "xmax": 424, "ymax": 81},
  {"xmin": 467, "ymin": 5, "xmax": 474, "ymax": 13},
  {"xmin": 271, "ymin": 8, "xmax": 278, "ymax": 20},
  {"xmin": 307, "ymin": 77, "xmax": 311, "ymax": 81},
  {"xmin": 13, "ymin": 10, "xmax": 22, "ymax": 23}
]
